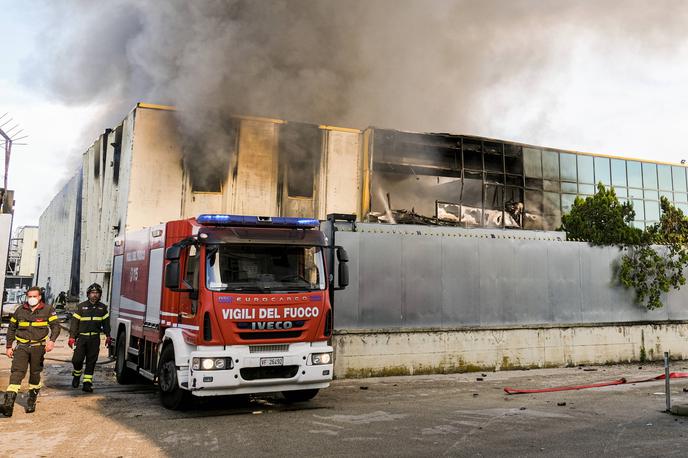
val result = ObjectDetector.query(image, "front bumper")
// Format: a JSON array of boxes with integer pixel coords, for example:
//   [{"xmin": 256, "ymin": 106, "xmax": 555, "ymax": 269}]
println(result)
[{"xmin": 185, "ymin": 342, "xmax": 333, "ymax": 396}]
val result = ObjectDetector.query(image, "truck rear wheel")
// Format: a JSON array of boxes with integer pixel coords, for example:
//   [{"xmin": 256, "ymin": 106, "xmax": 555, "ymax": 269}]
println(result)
[
  {"xmin": 282, "ymin": 389, "xmax": 319, "ymax": 403},
  {"xmin": 158, "ymin": 345, "xmax": 189, "ymax": 410},
  {"xmin": 115, "ymin": 331, "xmax": 136, "ymax": 384}
]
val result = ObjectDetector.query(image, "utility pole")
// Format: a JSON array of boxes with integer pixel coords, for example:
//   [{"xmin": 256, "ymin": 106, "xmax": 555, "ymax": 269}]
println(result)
[{"xmin": 0, "ymin": 113, "xmax": 27, "ymax": 213}]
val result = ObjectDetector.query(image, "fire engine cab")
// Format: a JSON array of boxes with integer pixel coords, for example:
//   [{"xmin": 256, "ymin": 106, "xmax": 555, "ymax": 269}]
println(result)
[{"xmin": 109, "ymin": 214, "xmax": 349, "ymax": 409}]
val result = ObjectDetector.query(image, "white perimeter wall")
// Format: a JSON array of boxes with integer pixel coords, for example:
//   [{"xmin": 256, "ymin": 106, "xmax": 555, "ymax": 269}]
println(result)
[{"xmin": 333, "ymin": 324, "xmax": 688, "ymax": 378}]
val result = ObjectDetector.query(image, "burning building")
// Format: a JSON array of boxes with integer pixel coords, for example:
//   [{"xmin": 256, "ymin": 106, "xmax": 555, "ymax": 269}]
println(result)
[{"xmin": 37, "ymin": 102, "xmax": 688, "ymax": 300}]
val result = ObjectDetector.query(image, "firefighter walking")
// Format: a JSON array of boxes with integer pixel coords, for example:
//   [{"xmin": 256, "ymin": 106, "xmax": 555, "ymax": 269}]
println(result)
[
  {"xmin": 1, "ymin": 286, "xmax": 60, "ymax": 417},
  {"xmin": 69, "ymin": 283, "xmax": 112, "ymax": 392}
]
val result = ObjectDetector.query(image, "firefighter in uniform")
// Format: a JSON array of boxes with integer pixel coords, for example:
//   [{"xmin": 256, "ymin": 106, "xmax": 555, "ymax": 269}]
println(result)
[
  {"xmin": 69, "ymin": 283, "xmax": 112, "ymax": 392},
  {"xmin": 1, "ymin": 286, "xmax": 60, "ymax": 417}
]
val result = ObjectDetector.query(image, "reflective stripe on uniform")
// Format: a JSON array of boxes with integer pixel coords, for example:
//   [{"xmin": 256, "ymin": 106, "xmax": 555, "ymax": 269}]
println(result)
[
  {"xmin": 79, "ymin": 315, "xmax": 109, "ymax": 321},
  {"xmin": 72, "ymin": 370, "xmax": 82, "ymax": 376},
  {"xmin": 83, "ymin": 375, "xmax": 93, "ymax": 381},
  {"xmin": 28, "ymin": 383, "xmax": 41, "ymax": 390},
  {"xmin": 48, "ymin": 315, "xmax": 58, "ymax": 322},
  {"xmin": 18, "ymin": 321, "xmax": 49, "ymax": 327},
  {"xmin": 6, "ymin": 384, "xmax": 20, "ymax": 393},
  {"xmin": 73, "ymin": 313, "xmax": 82, "ymax": 320},
  {"xmin": 15, "ymin": 335, "xmax": 48, "ymax": 344},
  {"xmin": 79, "ymin": 332, "xmax": 100, "ymax": 336},
  {"xmin": 9, "ymin": 317, "xmax": 16, "ymax": 323}
]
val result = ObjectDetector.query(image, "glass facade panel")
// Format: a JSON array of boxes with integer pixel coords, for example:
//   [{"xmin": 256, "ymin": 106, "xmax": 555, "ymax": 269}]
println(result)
[
  {"xmin": 629, "ymin": 188, "xmax": 643, "ymax": 198},
  {"xmin": 678, "ymin": 203, "xmax": 688, "ymax": 214},
  {"xmin": 642, "ymin": 163, "xmax": 658, "ymax": 189},
  {"xmin": 561, "ymin": 182, "xmax": 578, "ymax": 193},
  {"xmin": 614, "ymin": 187, "xmax": 627, "ymax": 198},
  {"xmin": 577, "ymin": 155, "xmax": 594, "ymax": 183},
  {"xmin": 644, "ymin": 190, "xmax": 658, "ymax": 200},
  {"xmin": 675, "ymin": 192, "xmax": 688, "ymax": 203},
  {"xmin": 543, "ymin": 180, "xmax": 559, "ymax": 192},
  {"xmin": 611, "ymin": 159, "xmax": 627, "ymax": 187},
  {"xmin": 645, "ymin": 200, "xmax": 660, "ymax": 221},
  {"xmin": 560, "ymin": 153, "xmax": 577, "ymax": 182},
  {"xmin": 672, "ymin": 166, "xmax": 687, "ymax": 192},
  {"xmin": 525, "ymin": 190, "xmax": 543, "ymax": 215},
  {"xmin": 542, "ymin": 151, "xmax": 559, "ymax": 180},
  {"xmin": 523, "ymin": 148, "xmax": 542, "ymax": 178},
  {"xmin": 627, "ymin": 161, "xmax": 642, "ymax": 188},
  {"xmin": 578, "ymin": 184, "xmax": 595, "ymax": 195},
  {"xmin": 632, "ymin": 199, "xmax": 644, "ymax": 220},
  {"xmin": 658, "ymin": 165, "xmax": 672, "ymax": 190},
  {"xmin": 594, "ymin": 157, "xmax": 611, "ymax": 185},
  {"xmin": 659, "ymin": 191, "xmax": 673, "ymax": 201},
  {"xmin": 561, "ymin": 194, "xmax": 577, "ymax": 214}
]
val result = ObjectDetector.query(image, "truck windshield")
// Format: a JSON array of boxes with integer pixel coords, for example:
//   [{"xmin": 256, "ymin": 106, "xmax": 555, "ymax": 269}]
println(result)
[{"xmin": 205, "ymin": 244, "xmax": 326, "ymax": 292}]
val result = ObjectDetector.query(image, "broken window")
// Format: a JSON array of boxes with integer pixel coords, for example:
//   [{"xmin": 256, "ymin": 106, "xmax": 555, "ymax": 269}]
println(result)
[
  {"xmin": 93, "ymin": 138, "xmax": 101, "ymax": 179},
  {"xmin": 184, "ymin": 120, "xmax": 237, "ymax": 192},
  {"xmin": 280, "ymin": 122, "xmax": 321, "ymax": 198},
  {"xmin": 112, "ymin": 125, "xmax": 123, "ymax": 185}
]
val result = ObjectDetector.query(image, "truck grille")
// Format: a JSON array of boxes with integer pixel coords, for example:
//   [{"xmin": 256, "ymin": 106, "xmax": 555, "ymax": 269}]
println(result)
[
  {"xmin": 249, "ymin": 344, "xmax": 289, "ymax": 353},
  {"xmin": 241, "ymin": 365, "xmax": 299, "ymax": 380},
  {"xmin": 239, "ymin": 331, "xmax": 302, "ymax": 340}
]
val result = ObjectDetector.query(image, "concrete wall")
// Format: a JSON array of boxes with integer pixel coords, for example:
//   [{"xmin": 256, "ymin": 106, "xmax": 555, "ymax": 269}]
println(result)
[
  {"xmin": 333, "ymin": 323, "xmax": 688, "ymax": 377},
  {"xmin": 36, "ymin": 175, "xmax": 80, "ymax": 301},
  {"xmin": 17, "ymin": 226, "xmax": 38, "ymax": 277}
]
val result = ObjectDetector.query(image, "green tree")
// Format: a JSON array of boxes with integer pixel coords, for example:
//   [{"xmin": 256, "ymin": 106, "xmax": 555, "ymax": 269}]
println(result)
[
  {"xmin": 618, "ymin": 197, "xmax": 688, "ymax": 310},
  {"xmin": 561, "ymin": 184, "xmax": 688, "ymax": 310},
  {"xmin": 560, "ymin": 183, "xmax": 642, "ymax": 245}
]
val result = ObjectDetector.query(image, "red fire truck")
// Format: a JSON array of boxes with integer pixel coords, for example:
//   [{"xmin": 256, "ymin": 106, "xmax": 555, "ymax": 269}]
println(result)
[{"xmin": 109, "ymin": 214, "xmax": 349, "ymax": 409}]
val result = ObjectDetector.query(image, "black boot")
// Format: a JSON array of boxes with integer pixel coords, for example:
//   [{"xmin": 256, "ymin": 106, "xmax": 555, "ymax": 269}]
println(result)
[
  {"xmin": 72, "ymin": 376, "xmax": 80, "ymax": 388},
  {"xmin": 82, "ymin": 381, "xmax": 93, "ymax": 393},
  {"xmin": 0, "ymin": 392, "xmax": 17, "ymax": 417},
  {"xmin": 25, "ymin": 389, "xmax": 39, "ymax": 413}
]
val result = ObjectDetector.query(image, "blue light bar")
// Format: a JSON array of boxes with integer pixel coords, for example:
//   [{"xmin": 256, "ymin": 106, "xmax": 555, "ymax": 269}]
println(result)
[{"xmin": 197, "ymin": 214, "xmax": 320, "ymax": 228}]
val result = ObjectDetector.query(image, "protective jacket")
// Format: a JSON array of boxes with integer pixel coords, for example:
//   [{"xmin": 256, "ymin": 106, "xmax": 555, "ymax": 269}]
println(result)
[
  {"xmin": 6, "ymin": 302, "xmax": 60, "ymax": 347},
  {"xmin": 69, "ymin": 301, "xmax": 111, "ymax": 338}
]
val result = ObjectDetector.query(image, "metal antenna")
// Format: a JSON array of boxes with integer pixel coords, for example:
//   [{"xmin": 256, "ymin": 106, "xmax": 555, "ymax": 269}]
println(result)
[{"xmin": 0, "ymin": 115, "xmax": 27, "ymax": 213}]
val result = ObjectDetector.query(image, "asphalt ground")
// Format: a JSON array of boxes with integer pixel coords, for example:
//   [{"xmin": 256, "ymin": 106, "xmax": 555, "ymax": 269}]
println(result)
[{"xmin": 0, "ymin": 327, "xmax": 687, "ymax": 457}]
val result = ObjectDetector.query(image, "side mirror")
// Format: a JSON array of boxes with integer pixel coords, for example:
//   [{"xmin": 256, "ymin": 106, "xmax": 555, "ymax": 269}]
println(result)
[
  {"xmin": 165, "ymin": 260, "xmax": 181, "ymax": 289},
  {"xmin": 336, "ymin": 246, "xmax": 349, "ymax": 289},
  {"xmin": 336, "ymin": 246, "xmax": 349, "ymax": 263},
  {"xmin": 166, "ymin": 245, "xmax": 181, "ymax": 261},
  {"xmin": 338, "ymin": 262, "xmax": 349, "ymax": 288}
]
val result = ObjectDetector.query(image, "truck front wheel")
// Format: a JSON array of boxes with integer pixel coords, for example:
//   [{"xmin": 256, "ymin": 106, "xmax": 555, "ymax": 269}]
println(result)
[
  {"xmin": 158, "ymin": 345, "xmax": 189, "ymax": 410},
  {"xmin": 282, "ymin": 389, "xmax": 319, "ymax": 403}
]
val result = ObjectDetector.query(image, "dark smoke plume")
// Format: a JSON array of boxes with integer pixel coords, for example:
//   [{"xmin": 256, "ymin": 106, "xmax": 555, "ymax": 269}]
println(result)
[{"xmin": 27, "ymin": 0, "xmax": 688, "ymax": 179}]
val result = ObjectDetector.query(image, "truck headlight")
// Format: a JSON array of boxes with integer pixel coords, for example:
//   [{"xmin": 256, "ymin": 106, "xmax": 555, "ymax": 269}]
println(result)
[
  {"xmin": 192, "ymin": 357, "xmax": 233, "ymax": 371},
  {"xmin": 311, "ymin": 352, "xmax": 332, "ymax": 365}
]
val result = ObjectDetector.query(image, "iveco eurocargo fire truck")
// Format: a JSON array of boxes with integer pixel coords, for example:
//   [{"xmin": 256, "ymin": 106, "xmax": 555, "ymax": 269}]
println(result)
[{"xmin": 109, "ymin": 214, "xmax": 349, "ymax": 409}]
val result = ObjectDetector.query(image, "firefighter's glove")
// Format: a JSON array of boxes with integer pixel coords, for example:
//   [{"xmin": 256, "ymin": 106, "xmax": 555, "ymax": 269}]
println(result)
[
  {"xmin": 68, "ymin": 337, "xmax": 76, "ymax": 349},
  {"xmin": 105, "ymin": 337, "xmax": 113, "ymax": 348}
]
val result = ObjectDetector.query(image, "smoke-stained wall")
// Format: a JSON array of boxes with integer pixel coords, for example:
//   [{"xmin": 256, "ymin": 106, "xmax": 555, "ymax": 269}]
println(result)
[
  {"xmin": 40, "ymin": 104, "xmax": 363, "ymax": 302},
  {"xmin": 36, "ymin": 174, "xmax": 81, "ymax": 302}
]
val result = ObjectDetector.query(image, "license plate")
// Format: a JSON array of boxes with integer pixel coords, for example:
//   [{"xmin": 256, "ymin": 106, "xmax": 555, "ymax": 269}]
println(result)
[{"xmin": 260, "ymin": 357, "xmax": 284, "ymax": 367}]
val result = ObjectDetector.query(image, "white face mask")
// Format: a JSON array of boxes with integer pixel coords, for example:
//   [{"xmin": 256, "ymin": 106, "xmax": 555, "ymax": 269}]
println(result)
[{"xmin": 27, "ymin": 297, "xmax": 40, "ymax": 306}]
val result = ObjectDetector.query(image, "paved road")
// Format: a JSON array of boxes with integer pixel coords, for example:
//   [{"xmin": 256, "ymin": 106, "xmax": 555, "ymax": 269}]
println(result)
[{"xmin": 0, "ymin": 331, "xmax": 687, "ymax": 457}]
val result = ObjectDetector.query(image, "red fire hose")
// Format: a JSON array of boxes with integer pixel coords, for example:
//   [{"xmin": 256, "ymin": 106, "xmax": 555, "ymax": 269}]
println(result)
[{"xmin": 504, "ymin": 372, "xmax": 688, "ymax": 395}]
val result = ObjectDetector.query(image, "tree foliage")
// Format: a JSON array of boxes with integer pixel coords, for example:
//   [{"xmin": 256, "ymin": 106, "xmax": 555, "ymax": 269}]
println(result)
[
  {"xmin": 561, "ymin": 183, "xmax": 688, "ymax": 310},
  {"xmin": 560, "ymin": 183, "xmax": 642, "ymax": 245}
]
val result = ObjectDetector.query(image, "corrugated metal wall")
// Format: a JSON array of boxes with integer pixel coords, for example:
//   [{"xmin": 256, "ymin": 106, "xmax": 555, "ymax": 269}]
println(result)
[{"xmin": 332, "ymin": 223, "xmax": 688, "ymax": 329}]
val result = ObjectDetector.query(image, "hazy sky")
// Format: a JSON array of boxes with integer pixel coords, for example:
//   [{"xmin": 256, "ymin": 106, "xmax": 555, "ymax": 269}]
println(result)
[{"xmin": 2, "ymin": 0, "xmax": 688, "ymax": 231}]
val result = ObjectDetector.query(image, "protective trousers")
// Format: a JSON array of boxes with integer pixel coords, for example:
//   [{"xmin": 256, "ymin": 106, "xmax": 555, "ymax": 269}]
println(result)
[
  {"xmin": 72, "ymin": 336, "xmax": 100, "ymax": 383},
  {"xmin": 7, "ymin": 344, "xmax": 45, "ymax": 392}
]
